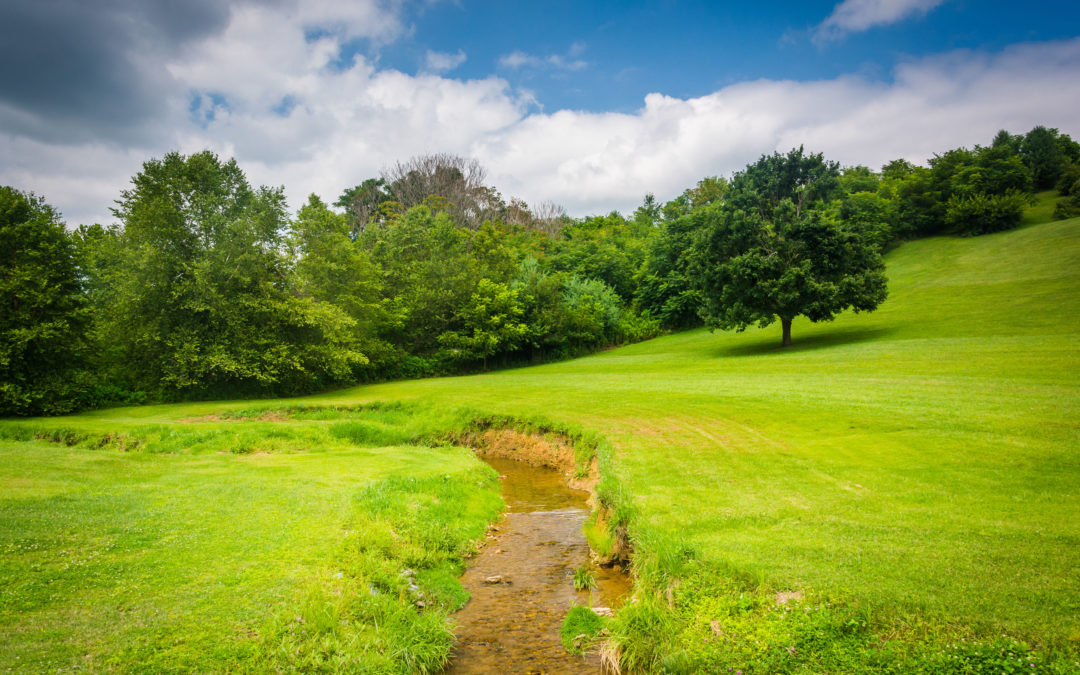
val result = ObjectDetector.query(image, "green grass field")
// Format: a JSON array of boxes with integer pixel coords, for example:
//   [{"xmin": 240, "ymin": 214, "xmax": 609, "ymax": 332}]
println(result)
[{"xmin": 2, "ymin": 214, "xmax": 1079, "ymax": 672}]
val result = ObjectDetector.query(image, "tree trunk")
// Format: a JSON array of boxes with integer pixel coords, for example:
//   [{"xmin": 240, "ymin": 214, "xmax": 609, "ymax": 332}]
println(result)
[{"xmin": 781, "ymin": 317, "xmax": 792, "ymax": 347}]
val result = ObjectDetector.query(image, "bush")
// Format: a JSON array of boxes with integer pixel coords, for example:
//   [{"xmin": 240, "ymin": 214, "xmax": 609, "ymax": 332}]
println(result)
[
  {"xmin": 617, "ymin": 310, "xmax": 661, "ymax": 343},
  {"xmin": 1053, "ymin": 190, "xmax": 1080, "ymax": 220},
  {"xmin": 944, "ymin": 190, "xmax": 1031, "ymax": 236},
  {"xmin": 1054, "ymin": 162, "xmax": 1080, "ymax": 195}
]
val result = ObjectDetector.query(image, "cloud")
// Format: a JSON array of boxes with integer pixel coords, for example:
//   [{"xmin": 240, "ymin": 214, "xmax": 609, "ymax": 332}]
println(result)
[
  {"xmin": 815, "ymin": 0, "xmax": 947, "ymax": 43},
  {"xmin": 0, "ymin": 0, "xmax": 231, "ymax": 144},
  {"xmin": 0, "ymin": 0, "xmax": 405, "ymax": 146},
  {"xmin": 424, "ymin": 49, "xmax": 467, "ymax": 73},
  {"xmin": 498, "ymin": 44, "xmax": 588, "ymax": 71},
  {"xmin": 478, "ymin": 39, "xmax": 1080, "ymax": 215},
  {"xmin": 1, "ymin": 1, "xmax": 1079, "ymax": 227}
]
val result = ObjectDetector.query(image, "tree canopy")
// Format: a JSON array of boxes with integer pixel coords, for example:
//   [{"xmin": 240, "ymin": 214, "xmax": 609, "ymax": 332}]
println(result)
[
  {"xmin": 106, "ymin": 151, "xmax": 366, "ymax": 397},
  {"xmin": 0, "ymin": 187, "xmax": 89, "ymax": 415},
  {"xmin": 4, "ymin": 120, "xmax": 1078, "ymax": 414},
  {"xmin": 692, "ymin": 149, "xmax": 888, "ymax": 346}
]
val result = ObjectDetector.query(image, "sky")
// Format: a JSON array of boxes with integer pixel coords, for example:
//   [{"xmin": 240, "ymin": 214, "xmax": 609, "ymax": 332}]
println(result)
[{"xmin": 2, "ymin": 0, "xmax": 1080, "ymax": 225}]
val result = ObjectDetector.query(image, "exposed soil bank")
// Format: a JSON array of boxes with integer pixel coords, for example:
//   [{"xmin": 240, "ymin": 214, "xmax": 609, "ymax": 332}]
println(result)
[
  {"xmin": 447, "ymin": 458, "xmax": 630, "ymax": 674},
  {"xmin": 455, "ymin": 428, "xmax": 599, "ymax": 492}
]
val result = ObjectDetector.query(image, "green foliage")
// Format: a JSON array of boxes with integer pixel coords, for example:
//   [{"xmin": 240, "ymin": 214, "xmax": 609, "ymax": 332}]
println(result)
[
  {"xmin": 836, "ymin": 190, "xmax": 896, "ymax": 249},
  {"xmin": 879, "ymin": 126, "xmax": 1065, "ymax": 240},
  {"xmin": 945, "ymin": 190, "xmax": 1031, "ymax": 235},
  {"xmin": 725, "ymin": 146, "xmax": 841, "ymax": 219},
  {"xmin": 562, "ymin": 276, "xmax": 625, "ymax": 348},
  {"xmin": 879, "ymin": 162, "xmax": 943, "ymax": 239},
  {"xmin": 0, "ymin": 186, "xmax": 89, "ymax": 415},
  {"xmin": 1053, "ymin": 188, "xmax": 1080, "ymax": 220},
  {"xmin": 572, "ymin": 566, "xmax": 597, "ymax": 590},
  {"xmin": 693, "ymin": 149, "xmax": 888, "ymax": 345},
  {"xmin": 560, "ymin": 605, "xmax": 607, "ymax": 655},
  {"xmin": 1055, "ymin": 162, "xmax": 1080, "ymax": 195},
  {"xmin": 547, "ymin": 211, "xmax": 649, "ymax": 301},
  {"xmin": 661, "ymin": 176, "xmax": 728, "ymax": 221},
  {"xmin": 107, "ymin": 151, "xmax": 366, "ymax": 398},
  {"xmin": 334, "ymin": 177, "xmax": 392, "ymax": 234},
  {"xmin": 839, "ymin": 164, "xmax": 880, "ymax": 194},
  {"xmin": 361, "ymin": 205, "xmax": 487, "ymax": 359},
  {"xmin": 438, "ymin": 279, "xmax": 529, "ymax": 368},
  {"xmin": 291, "ymin": 194, "xmax": 394, "ymax": 372},
  {"xmin": 952, "ymin": 144, "xmax": 1033, "ymax": 197},
  {"xmin": 634, "ymin": 212, "xmax": 706, "ymax": 330},
  {"xmin": 1020, "ymin": 125, "xmax": 1073, "ymax": 189}
]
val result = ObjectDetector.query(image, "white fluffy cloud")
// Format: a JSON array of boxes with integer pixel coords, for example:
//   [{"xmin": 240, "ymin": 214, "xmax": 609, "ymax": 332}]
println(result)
[
  {"xmin": 1, "ymin": 2, "xmax": 1079, "ymax": 226},
  {"xmin": 480, "ymin": 39, "xmax": 1080, "ymax": 215},
  {"xmin": 815, "ymin": 0, "xmax": 948, "ymax": 43}
]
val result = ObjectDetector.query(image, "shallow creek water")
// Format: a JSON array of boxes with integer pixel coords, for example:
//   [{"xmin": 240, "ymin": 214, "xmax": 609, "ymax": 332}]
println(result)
[{"xmin": 447, "ymin": 458, "xmax": 631, "ymax": 674}]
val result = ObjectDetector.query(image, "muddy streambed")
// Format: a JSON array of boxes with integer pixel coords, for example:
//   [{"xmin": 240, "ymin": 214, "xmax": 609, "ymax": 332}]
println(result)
[{"xmin": 447, "ymin": 458, "xmax": 630, "ymax": 674}]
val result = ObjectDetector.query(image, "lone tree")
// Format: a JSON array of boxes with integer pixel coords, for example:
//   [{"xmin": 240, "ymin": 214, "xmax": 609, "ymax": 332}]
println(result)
[{"xmin": 693, "ymin": 148, "xmax": 888, "ymax": 346}]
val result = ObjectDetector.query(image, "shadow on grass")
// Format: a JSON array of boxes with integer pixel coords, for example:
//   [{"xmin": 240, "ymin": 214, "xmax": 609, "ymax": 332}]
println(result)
[{"xmin": 715, "ymin": 325, "xmax": 896, "ymax": 358}]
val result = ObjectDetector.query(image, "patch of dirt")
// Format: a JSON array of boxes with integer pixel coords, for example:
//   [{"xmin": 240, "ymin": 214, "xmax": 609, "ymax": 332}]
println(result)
[
  {"xmin": 255, "ymin": 411, "xmax": 289, "ymax": 422},
  {"xmin": 455, "ymin": 428, "xmax": 599, "ymax": 493},
  {"xmin": 177, "ymin": 414, "xmax": 221, "ymax": 423},
  {"xmin": 179, "ymin": 411, "xmax": 291, "ymax": 423}
]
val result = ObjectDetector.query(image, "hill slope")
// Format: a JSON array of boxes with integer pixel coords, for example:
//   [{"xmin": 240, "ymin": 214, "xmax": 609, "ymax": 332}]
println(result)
[
  {"xmin": 6, "ymin": 216, "xmax": 1079, "ymax": 670},
  {"xmin": 300, "ymin": 216, "xmax": 1080, "ymax": 646}
]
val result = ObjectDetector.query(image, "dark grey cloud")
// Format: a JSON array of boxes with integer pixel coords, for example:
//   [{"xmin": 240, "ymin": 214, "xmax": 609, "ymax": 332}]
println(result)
[{"xmin": 0, "ymin": 0, "xmax": 233, "ymax": 144}]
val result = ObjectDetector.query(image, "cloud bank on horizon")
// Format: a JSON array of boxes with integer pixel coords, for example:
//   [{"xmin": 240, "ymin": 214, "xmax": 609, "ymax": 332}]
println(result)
[{"xmin": 1, "ymin": 0, "xmax": 1079, "ymax": 226}]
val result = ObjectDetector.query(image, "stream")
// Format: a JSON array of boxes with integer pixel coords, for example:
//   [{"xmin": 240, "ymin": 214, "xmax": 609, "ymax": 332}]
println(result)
[{"xmin": 447, "ymin": 458, "xmax": 631, "ymax": 674}]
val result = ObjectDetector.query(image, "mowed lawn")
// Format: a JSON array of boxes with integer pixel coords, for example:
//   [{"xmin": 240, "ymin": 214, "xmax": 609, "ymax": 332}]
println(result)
[
  {"xmin": 229, "ymin": 214, "xmax": 1075, "ymax": 646},
  {"xmin": 3, "ymin": 215, "xmax": 1078, "ymax": 665}
]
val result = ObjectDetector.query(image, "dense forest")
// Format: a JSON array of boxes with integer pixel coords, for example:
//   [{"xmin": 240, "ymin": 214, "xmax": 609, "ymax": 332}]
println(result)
[{"xmin": 3, "ymin": 125, "xmax": 1079, "ymax": 415}]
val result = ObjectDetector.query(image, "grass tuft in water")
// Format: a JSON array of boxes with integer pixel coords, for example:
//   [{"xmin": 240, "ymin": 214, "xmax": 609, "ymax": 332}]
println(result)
[{"xmin": 560, "ymin": 605, "xmax": 608, "ymax": 655}]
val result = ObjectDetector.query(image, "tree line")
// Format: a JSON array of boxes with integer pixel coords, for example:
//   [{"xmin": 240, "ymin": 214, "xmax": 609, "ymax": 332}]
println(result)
[{"xmin": 2, "ymin": 124, "xmax": 1077, "ymax": 415}]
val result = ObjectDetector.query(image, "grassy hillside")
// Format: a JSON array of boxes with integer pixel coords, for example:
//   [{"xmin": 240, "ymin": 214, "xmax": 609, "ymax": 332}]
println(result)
[{"xmin": 2, "ymin": 216, "xmax": 1078, "ymax": 671}]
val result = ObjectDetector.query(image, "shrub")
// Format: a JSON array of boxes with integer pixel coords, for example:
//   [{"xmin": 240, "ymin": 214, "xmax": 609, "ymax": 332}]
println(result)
[
  {"xmin": 944, "ymin": 190, "xmax": 1031, "ymax": 236},
  {"xmin": 1054, "ymin": 162, "xmax": 1080, "ymax": 195},
  {"xmin": 1053, "ymin": 190, "xmax": 1080, "ymax": 220}
]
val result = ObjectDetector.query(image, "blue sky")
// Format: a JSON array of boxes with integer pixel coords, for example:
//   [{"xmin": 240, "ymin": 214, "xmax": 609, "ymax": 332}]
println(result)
[
  {"xmin": 1, "ymin": 0, "xmax": 1079, "ymax": 224},
  {"xmin": 376, "ymin": 0, "xmax": 1080, "ymax": 111}
]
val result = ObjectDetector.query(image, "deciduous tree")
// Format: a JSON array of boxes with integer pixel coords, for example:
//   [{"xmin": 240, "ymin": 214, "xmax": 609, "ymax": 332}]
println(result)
[
  {"xmin": 693, "ymin": 150, "xmax": 887, "ymax": 346},
  {"xmin": 0, "ymin": 187, "xmax": 89, "ymax": 414},
  {"xmin": 110, "ymin": 151, "xmax": 365, "ymax": 396}
]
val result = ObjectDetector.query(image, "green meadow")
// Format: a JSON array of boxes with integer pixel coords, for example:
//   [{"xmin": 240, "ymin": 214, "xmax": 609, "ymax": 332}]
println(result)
[{"xmin": 3, "ymin": 213, "xmax": 1079, "ymax": 672}]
